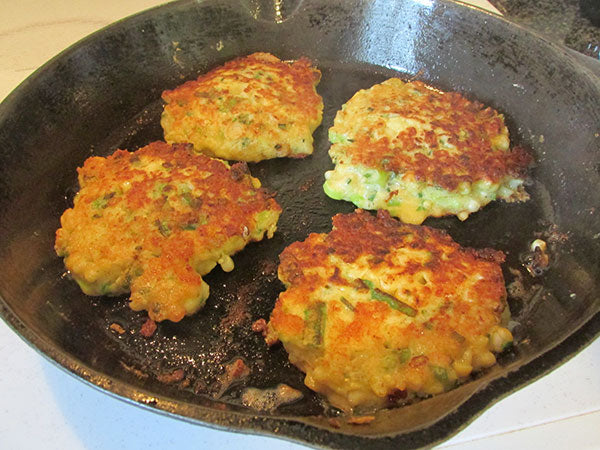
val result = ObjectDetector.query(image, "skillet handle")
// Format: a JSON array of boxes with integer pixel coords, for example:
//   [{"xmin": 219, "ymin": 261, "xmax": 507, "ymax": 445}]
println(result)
[{"xmin": 239, "ymin": 0, "xmax": 304, "ymax": 23}]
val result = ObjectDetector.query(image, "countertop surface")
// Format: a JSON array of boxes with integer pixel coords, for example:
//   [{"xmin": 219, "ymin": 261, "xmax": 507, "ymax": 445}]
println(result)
[{"xmin": 1, "ymin": 1, "xmax": 599, "ymax": 449}]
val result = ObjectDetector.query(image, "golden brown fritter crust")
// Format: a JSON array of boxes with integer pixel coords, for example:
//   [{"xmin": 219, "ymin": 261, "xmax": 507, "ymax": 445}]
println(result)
[
  {"xmin": 161, "ymin": 52, "xmax": 323, "ymax": 162},
  {"xmin": 330, "ymin": 79, "xmax": 531, "ymax": 191},
  {"xmin": 55, "ymin": 141, "xmax": 281, "ymax": 322},
  {"xmin": 324, "ymin": 79, "xmax": 532, "ymax": 224},
  {"xmin": 267, "ymin": 210, "xmax": 513, "ymax": 412}
]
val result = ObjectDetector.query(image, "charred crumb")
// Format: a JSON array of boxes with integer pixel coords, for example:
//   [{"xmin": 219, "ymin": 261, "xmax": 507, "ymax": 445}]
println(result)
[
  {"xmin": 386, "ymin": 388, "xmax": 408, "ymax": 406},
  {"xmin": 299, "ymin": 177, "xmax": 315, "ymax": 192},
  {"xmin": 213, "ymin": 358, "xmax": 250, "ymax": 399},
  {"xmin": 173, "ymin": 142, "xmax": 194, "ymax": 153},
  {"xmin": 119, "ymin": 360, "xmax": 149, "ymax": 379},
  {"xmin": 252, "ymin": 318, "xmax": 268, "ymax": 333},
  {"xmin": 252, "ymin": 318, "xmax": 277, "ymax": 345},
  {"xmin": 347, "ymin": 415, "xmax": 376, "ymax": 425},
  {"xmin": 230, "ymin": 161, "xmax": 249, "ymax": 181},
  {"xmin": 259, "ymin": 187, "xmax": 278, "ymax": 199},
  {"xmin": 109, "ymin": 323, "xmax": 126, "ymax": 335},
  {"xmin": 472, "ymin": 247, "xmax": 506, "ymax": 264},
  {"xmin": 140, "ymin": 318, "xmax": 157, "ymax": 337},
  {"xmin": 227, "ymin": 358, "xmax": 250, "ymax": 379},
  {"xmin": 157, "ymin": 368, "xmax": 185, "ymax": 384}
]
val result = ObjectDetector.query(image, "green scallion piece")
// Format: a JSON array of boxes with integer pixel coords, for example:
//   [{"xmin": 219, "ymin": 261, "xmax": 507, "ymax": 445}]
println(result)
[
  {"xmin": 91, "ymin": 197, "xmax": 108, "ymax": 210},
  {"xmin": 360, "ymin": 279, "xmax": 375, "ymax": 290},
  {"xmin": 303, "ymin": 301, "xmax": 327, "ymax": 346},
  {"xmin": 340, "ymin": 296, "xmax": 355, "ymax": 311},
  {"xmin": 398, "ymin": 348, "xmax": 411, "ymax": 364},
  {"xmin": 359, "ymin": 279, "xmax": 417, "ymax": 317},
  {"xmin": 432, "ymin": 366, "xmax": 448, "ymax": 383},
  {"xmin": 156, "ymin": 220, "xmax": 171, "ymax": 237}
]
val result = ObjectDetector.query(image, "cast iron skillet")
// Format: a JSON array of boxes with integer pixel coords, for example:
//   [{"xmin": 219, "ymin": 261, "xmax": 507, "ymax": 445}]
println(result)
[{"xmin": 0, "ymin": 0, "xmax": 599, "ymax": 448}]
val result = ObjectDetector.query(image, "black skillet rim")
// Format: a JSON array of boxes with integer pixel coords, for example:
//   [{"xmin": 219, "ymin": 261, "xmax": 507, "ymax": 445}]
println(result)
[{"xmin": 1, "ymin": 0, "xmax": 599, "ymax": 448}]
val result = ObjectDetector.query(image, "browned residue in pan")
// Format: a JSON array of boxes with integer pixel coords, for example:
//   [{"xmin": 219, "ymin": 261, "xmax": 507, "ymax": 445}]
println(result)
[
  {"xmin": 241, "ymin": 383, "xmax": 303, "ymax": 411},
  {"xmin": 140, "ymin": 318, "xmax": 157, "ymax": 337},
  {"xmin": 213, "ymin": 358, "xmax": 250, "ymax": 399}
]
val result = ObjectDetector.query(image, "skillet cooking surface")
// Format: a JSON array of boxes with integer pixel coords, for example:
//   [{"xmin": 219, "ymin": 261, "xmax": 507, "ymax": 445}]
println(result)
[{"xmin": 0, "ymin": 0, "xmax": 599, "ymax": 448}]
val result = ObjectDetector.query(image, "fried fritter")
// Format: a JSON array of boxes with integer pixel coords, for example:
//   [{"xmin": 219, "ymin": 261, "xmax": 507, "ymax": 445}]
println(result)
[
  {"xmin": 267, "ymin": 210, "xmax": 513, "ymax": 412},
  {"xmin": 161, "ymin": 52, "xmax": 323, "ymax": 162},
  {"xmin": 324, "ymin": 78, "xmax": 532, "ymax": 224},
  {"xmin": 55, "ymin": 142, "xmax": 281, "ymax": 322}
]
